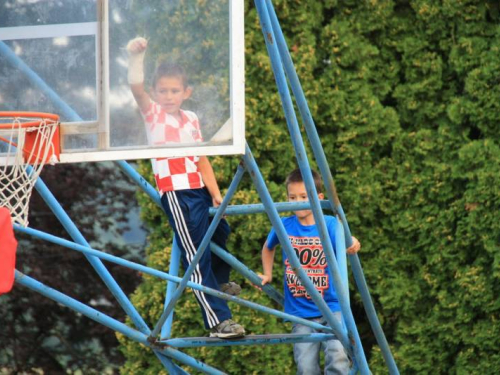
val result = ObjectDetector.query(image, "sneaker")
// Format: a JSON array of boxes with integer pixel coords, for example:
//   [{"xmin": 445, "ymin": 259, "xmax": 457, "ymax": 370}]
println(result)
[
  {"xmin": 210, "ymin": 319, "xmax": 246, "ymax": 338},
  {"xmin": 219, "ymin": 281, "xmax": 242, "ymax": 296}
]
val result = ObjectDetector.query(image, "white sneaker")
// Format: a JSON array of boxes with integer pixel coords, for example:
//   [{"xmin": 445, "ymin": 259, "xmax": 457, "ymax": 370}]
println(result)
[{"xmin": 210, "ymin": 319, "xmax": 246, "ymax": 338}]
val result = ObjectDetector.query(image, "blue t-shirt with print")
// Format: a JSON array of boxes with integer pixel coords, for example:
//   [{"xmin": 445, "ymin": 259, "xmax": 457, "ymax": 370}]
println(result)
[{"xmin": 266, "ymin": 215, "xmax": 340, "ymax": 318}]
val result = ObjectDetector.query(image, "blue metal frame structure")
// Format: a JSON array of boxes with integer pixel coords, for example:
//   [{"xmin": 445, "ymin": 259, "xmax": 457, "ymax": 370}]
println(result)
[{"xmin": 3, "ymin": 1, "xmax": 400, "ymax": 374}]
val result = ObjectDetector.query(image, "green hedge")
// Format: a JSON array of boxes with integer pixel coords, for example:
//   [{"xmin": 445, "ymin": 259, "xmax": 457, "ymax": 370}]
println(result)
[{"xmin": 119, "ymin": 1, "xmax": 500, "ymax": 373}]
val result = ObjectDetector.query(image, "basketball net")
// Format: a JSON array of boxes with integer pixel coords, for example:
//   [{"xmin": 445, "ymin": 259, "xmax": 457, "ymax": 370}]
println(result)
[{"xmin": 0, "ymin": 112, "xmax": 60, "ymax": 227}]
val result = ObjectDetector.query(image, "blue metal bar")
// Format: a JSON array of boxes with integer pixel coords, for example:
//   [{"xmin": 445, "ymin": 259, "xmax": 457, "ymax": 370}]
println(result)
[
  {"xmin": 34, "ymin": 173, "xmax": 151, "ymax": 334},
  {"xmin": 14, "ymin": 271, "xmax": 147, "ymax": 342},
  {"xmin": 155, "ymin": 353, "xmax": 188, "ymax": 375},
  {"xmin": 14, "ymin": 271, "xmax": 221, "ymax": 374},
  {"xmin": 266, "ymin": 1, "xmax": 399, "ymax": 373},
  {"xmin": 163, "ymin": 333, "xmax": 336, "ymax": 348},
  {"xmin": 210, "ymin": 241, "xmax": 284, "ymax": 306},
  {"xmin": 335, "ymin": 221, "xmax": 349, "ymax": 305},
  {"xmin": 151, "ymin": 165, "xmax": 244, "ymax": 338},
  {"xmin": 242, "ymin": 144, "xmax": 352, "ymax": 354},
  {"xmin": 118, "ymin": 156, "xmax": 334, "ymax": 218},
  {"xmin": 209, "ymin": 200, "xmax": 335, "ymax": 216},
  {"xmin": 155, "ymin": 348, "xmax": 224, "ymax": 375},
  {"xmin": 254, "ymin": 1, "xmax": 369, "ymax": 371},
  {"xmin": 116, "ymin": 160, "xmax": 162, "ymax": 206},
  {"xmin": 14, "ymin": 224, "xmax": 331, "ymax": 334},
  {"xmin": 161, "ymin": 237, "xmax": 182, "ymax": 339},
  {"xmin": 0, "ymin": 41, "xmax": 81, "ymax": 120},
  {"xmin": 335, "ymin": 220, "xmax": 349, "ymax": 339}
]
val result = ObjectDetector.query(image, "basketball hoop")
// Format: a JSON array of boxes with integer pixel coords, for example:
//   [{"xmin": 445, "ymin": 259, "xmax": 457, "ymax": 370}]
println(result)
[{"xmin": 0, "ymin": 112, "xmax": 60, "ymax": 227}]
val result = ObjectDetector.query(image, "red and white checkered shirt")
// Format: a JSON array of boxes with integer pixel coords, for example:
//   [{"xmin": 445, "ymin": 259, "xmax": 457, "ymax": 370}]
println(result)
[{"xmin": 142, "ymin": 100, "xmax": 204, "ymax": 193}]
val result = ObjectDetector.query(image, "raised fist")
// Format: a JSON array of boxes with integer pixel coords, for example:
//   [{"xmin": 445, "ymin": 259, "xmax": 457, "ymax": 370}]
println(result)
[{"xmin": 126, "ymin": 37, "xmax": 148, "ymax": 55}]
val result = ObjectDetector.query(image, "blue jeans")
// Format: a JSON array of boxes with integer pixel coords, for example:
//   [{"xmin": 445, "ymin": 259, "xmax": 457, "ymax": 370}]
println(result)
[{"xmin": 292, "ymin": 313, "xmax": 350, "ymax": 375}]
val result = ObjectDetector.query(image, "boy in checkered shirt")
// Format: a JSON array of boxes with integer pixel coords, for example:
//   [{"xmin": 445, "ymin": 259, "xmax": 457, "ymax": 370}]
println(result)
[{"xmin": 127, "ymin": 37, "xmax": 245, "ymax": 338}]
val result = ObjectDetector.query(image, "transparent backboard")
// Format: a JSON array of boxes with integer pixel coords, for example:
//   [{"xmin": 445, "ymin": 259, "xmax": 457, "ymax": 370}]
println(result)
[{"xmin": 0, "ymin": 0, "xmax": 244, "ymax": 163}]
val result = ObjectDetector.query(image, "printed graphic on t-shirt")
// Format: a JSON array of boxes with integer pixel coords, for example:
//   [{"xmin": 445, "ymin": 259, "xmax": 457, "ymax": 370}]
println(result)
[{"xmin": 285, "ymin": 235, "xmax": 329, "ymax": 299}]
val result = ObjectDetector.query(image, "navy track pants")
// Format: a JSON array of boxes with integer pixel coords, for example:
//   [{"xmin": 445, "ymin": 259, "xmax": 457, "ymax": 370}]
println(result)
[{"xmin": 161, "ymin": 187, "xmax": 232, "ymax": 329}]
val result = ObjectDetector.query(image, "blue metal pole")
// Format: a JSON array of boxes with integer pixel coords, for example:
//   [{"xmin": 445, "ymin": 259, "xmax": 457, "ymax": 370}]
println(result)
[
  {"xmin": 335, "ymin": 221, "xmax": 349, "ymax": 305},
  {"xmin": 14, "ymin": 224, "xmax": 331, "ymax": 334},
  {"xmin": 335, "ymin": 221, "xmax": 350, "ymax": 340},
  {"xmin": 161, "ymin": 237, "xmax": 182, "ymax": 339},
  {"xmin": 150, "ymin": 165, "xmax": 245, "ymax": 338},
  {"xmin": 209, "ymin": 200, "xmax": 335, "ymax": 216},
  {"xmin": 14, "ymin": 271, "xmax": 219, "ymax": 374},
  {"xmin": 15, "ymin": 271, "xmax": 148, "ymax": 342},
  {"xmin": 253, "ymin": 1, "xmax": 369, "ymax": 371},
  {"xmin": 266, "ymin": 2, "xmax": 399, "ymax": 373},
  {"xmin": 210, "ymin": 241, "xmax": 284, "ymax": 306},
  {"xmin": 242, "ymin": 144, "xmax": 352, "ymax": 355},
  {"xmin": 0, "ymin": 41, "xmax": 81, "ymax": 120},
  {"xmin": 154, "ymin": 348, "xmax": 225, "ymax": 375},
  {"xmin": 116, "ymin": 160, "xmax": 161, "ymax": 206},
  {"xmin": 164, "ymin": 333, "xmax": 336, "ymax": 348},
  {"xmin": 34, "ymin": 176, "xmax": 151, "ymax": 334}
]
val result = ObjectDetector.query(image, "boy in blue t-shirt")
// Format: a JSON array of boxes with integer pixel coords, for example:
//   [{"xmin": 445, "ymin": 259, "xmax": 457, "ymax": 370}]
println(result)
[{"xmin": 260, "ymin": 168, "xmax": 360, "ymax": 375}]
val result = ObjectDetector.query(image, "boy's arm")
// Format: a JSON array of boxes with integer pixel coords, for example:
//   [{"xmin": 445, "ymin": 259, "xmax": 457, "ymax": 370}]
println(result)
[
  {"xmin": 260, "ymin": 241, "xmax": 276, "ymax": 285},
  {"xmin": 198, "ymin": 156, "xmax": 223, "ymax": 207},
  {"xmin": 126, "ymin": 37, "xmax": 151, "ymax": 112}
]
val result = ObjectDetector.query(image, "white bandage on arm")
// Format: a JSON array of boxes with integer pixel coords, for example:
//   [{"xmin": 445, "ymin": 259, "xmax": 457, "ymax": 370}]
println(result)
[{"xmin": 126, "ymin": 38, "xmax": 146, "ymax": 85}]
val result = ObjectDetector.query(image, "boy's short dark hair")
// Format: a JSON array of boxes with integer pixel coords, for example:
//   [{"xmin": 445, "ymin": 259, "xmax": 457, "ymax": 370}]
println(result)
[
  {"xmin": 152, "ymin": 61, "xmax": 189, "ymax": 88},
  {"xmin": 285, "ymin": 168, "xmax": 323, "ymax": 194}
]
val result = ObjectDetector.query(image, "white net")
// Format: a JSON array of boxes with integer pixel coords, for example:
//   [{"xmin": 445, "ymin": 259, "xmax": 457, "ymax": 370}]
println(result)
[{"xmin": 0, "ymin": 113, "xmax": 59, "ymax": 227}]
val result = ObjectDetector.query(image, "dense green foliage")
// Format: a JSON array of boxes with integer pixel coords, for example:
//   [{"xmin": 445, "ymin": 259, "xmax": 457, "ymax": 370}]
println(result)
[{"xmin": 119, "ymin": 0, "xmax": 500, "ymax": 373}]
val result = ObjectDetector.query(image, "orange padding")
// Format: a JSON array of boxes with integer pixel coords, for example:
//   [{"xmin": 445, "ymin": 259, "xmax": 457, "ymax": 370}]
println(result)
[{"xmin": 0, "ymin": 207, "xmax": 17, "ymax": 295}]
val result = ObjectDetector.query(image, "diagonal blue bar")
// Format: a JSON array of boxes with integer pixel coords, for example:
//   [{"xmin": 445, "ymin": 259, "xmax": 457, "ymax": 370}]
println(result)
[
  {"xmin": 209, "ymin": 241, "xmax": 284, "ymax": 306},
  {"xmin": 14, "ymin": 224, "xmax": 331, "ymax": 334},
  {"xmin": 242, "ymin": 144, "xmax": 352, "ymax": 355},
  {"xmin": 116, "ymin": 160, "xmax": 162, "ymax": 206},
  {"xmin": 161, "ymin": 237, "xmax": 182, "ymax": 340},
  {"xmin": 14, "ymin": 271, "xmax": 224, "ymax": 374},
  {"xmin": 265, "ymin": 1, "xmax": 399, "ymax": 373},
  {"xmin": 33, "ymin": 177, "xmax": 151, "ymax": 334}
]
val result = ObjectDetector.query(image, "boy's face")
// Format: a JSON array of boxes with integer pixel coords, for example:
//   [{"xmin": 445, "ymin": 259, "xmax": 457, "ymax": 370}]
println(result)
[
  {"xmin": 153, "ymin": 76, "xmax": 192, "ymax": 115},
  {"xmin": 287, "ymin": 181, "xmax": 324, "ymax": 223}
]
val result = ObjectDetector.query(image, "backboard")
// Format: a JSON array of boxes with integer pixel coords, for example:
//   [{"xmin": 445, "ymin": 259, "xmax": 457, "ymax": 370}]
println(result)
[{"xmin": 0, "ymin": 0, "xmax": 245, "ymax": 163}]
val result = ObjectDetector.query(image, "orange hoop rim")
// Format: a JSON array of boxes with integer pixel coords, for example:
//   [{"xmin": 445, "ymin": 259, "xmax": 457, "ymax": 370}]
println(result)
[{"xmin": 0, "ymin": 111, "xmax": 60, "ymax": 130}]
